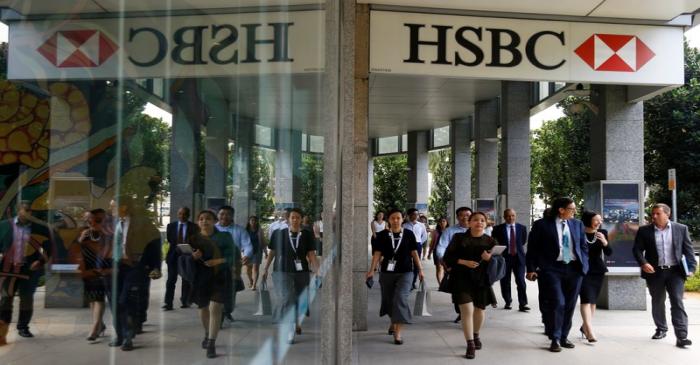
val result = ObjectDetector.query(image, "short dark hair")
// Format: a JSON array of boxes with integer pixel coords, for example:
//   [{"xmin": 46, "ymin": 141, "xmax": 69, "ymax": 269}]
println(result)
[
  {"xmin": 456, "ymin": 207, "xmax": 472, "ymax": 216},
  {"xmin": 581, "ymin": 210, "xmax": 599, "ymax": 228},
  {"xmin": 179, "ymin": 206, "xmax": 191, "ymax": 216},
  {"xmin": 469, "ymin": 211, "xmax": 488, "ymax": 222},
  {"xmin": 219, "ymin": 205, "xmax": 234, "ymax": 214},
  {"xmin": 289, "ymin": 207, "xmax": 303, "ymax": 217},
  {"xmin": 387, "ymin": 208, "xmax": 404, "ymax": 219},
  {"xmin": 406, "ymin": 208, "xmax": 418, "ymax": 216},
  {"xmin": 551, "ymin": 197, "xmax": 575, "ymax": 218},
  {"xmin": 90, "ymin": 208, "xmax": 106, "ymax": 215}
]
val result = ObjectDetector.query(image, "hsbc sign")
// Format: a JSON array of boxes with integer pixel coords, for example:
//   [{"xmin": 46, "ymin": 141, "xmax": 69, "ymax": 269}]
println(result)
[
  {"xmin": 8, "ymin": 11, "xmax": 324, "ymax": 80},
  {"xmin": 371, "ymin": 11, "xmax": 684, "ymax": 86}
]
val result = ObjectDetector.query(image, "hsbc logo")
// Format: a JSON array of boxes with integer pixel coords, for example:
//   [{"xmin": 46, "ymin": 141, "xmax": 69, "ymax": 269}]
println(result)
[
  {"xmin": 37, "ymin": 30, "xmax": 118, "ymax": 68},
  {"xmin": 574, "ymin": 34, "xmax": 655, "ymax": 72}
]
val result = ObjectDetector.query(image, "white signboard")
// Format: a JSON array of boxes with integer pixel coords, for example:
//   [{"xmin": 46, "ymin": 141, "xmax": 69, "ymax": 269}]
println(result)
[
  {"xmin": 370, "ymin": 11, "xmax": 684, "ymax": 86},
  {"xmin": 8, "ymin": 11, "xmax": 325, "ymax": 80}
]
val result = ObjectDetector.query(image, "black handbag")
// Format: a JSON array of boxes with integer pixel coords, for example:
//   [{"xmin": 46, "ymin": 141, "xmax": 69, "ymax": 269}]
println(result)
[{"xmin": 438, "ymin": 272, "xmax": 451, "ymax": 293}]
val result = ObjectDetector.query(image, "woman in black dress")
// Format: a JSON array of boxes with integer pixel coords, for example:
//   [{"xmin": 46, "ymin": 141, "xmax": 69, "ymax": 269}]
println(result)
[
  {"xmin": 366, "ymin": 208, "xmax": 424, "ymax": 345},
  {"xmin": 579, "ymin": 210, "xmax": 612, "ymax": 343},
  {"xmin": 262, "ymin": 208, "xmax": 319, "ymax": 344},
  {"xmin": 190, "ymin": 210, "xmax": 236, "ymax": 358},
  {"xmin": 77, "ymin": 208, "xmax": 111, "ymax": 341},
  {"xmin": 443, "ymin": 211, "xmax": 497, "ymax": 359}
]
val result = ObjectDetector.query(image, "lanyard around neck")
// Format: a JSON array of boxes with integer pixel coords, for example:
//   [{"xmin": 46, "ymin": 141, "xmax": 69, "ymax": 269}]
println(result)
[
  {"xmin": 289, "ymin": 230, "xmax": 301, "ymax": 255},
  {"xmin": 391, "ymin": 231, "xmax": 404, "ymax": 255}
]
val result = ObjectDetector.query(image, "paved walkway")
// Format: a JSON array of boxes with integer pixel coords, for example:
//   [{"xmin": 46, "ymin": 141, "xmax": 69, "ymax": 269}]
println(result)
[{"xmin": 0, "ymin": 262, "xmax": 698, "ymax": 364}]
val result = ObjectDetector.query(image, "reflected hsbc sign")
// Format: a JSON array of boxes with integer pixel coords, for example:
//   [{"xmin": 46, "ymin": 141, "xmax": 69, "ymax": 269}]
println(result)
[
  {"xmin": 371, "ymin": 11, "xmax": 684, "ymax": 86},
  {"xmin": 8, "ymin": 11, "xmax": 324, "ymax": 79}
]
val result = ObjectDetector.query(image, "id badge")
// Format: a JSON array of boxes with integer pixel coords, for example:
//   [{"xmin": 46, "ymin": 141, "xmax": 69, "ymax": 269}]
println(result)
[
  {"xmin": 294, "ymin": 259, "xmax": 303, "ymax": 272},
  {"xmin": 386, "ymin": 260, "xmax": 396, "ymax": 272}
]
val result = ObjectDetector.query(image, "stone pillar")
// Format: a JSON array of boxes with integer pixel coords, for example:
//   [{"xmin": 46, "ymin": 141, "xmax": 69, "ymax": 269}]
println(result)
[
  {"xmin": 501, "ymin": 81, "xmax": 532, "ymax": 227},
  {"xmin": 274, "ymin": 129, "xmax": 302, "ymax": 209},
  {"xmin": 203, "ymin": 98, "xmax": 229, "ymax": 202},
  {"xmin": 590, "ymin": 84, "xmax": 646, "ymax": 310},
  {"xmin": 406, "ymin": 130, "xmax": 429, "ymax": 213},
  {"xmin": 232, "ymin": 116, "xmax": 254, "ymax": 224},
  {"xmin": 474, "ymin": 99, "xmax": 499, "ymax": 200},
  {"xmin": 450, "ymin": 118, "xmax": 472, "ymax": 221},
  {"xmin": 169, "ymin": 79, "xmax": 202, "ymax": 216}
]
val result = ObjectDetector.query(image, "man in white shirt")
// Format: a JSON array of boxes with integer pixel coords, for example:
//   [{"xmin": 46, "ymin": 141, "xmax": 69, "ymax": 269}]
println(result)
[
  {"xmin": 216, "ymin": 206, "xmax": 252, "ymax": 324},
  {"xmin": 268, "ymin": 209, "xmax": 290, "ymax": 240},
  {"xmin": 403, "ymin": 208, "xmax": 428, "ymax": 289}
]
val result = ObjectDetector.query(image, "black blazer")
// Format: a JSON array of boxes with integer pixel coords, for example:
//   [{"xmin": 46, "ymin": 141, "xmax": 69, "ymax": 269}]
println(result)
[
  {"xmin": 633, "ymin": 222, "xmax": 697, "ymax": 280},
  {"xmin": 166, "ymin": 220, "xmax": 197, "ymax": 262},
  {"xmin": 526, "ymin": 217, "xmax": 589, "ymax": 275},
  {"xmin": 492, "ymin": 223, "xmax": 527, "ymax": 265},
  {"xmin": 584, "ymin": 229, "xmax": 612, "ymax": 274}
]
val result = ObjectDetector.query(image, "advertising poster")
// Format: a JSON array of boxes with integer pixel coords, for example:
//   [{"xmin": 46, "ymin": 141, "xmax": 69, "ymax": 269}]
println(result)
[
  {"xmin": 601, "ymin": 183, "xmax": 641, "ymax": 267},
  {"xmin": 474, "ymin": 199, "xmax": 496, "ymax": 224}
]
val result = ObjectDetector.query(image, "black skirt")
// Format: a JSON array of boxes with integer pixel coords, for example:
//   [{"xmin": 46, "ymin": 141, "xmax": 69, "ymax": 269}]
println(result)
[{"xmin": 580, "ymin": 273, "xmax": 605, "ymax": 304}]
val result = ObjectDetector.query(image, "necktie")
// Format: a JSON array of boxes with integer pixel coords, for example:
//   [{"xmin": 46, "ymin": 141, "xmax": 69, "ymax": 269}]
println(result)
[
  {"xmin": 178, "ymin": 223, "xmax": 185, "ymax": 244},
  {"xmin": 509, "ymin": 225, "xmax": 516, "ymax": 255},
  {"xmin": 114, "ymin": 219, "xmax": 124, "ymax": 262},
  {"xmin": 561, "ymin": 221, "xmax": 571, "ymax": 263}
]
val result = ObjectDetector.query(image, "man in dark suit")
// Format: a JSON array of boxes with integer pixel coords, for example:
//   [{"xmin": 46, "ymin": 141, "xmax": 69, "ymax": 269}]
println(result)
[
  {"xmin": 107, "ymin": 196, "xmax": 161, "ymax": 351},
  {"xmin": 0, "ymin": 201, "xmax": 55, "ymax": 345},
  {"xmin": 493, "ymin": 208, "xmax": 529, "ymax": 312},
  {"xmin": 633, "ymin": 203, "xmax": 697, "ymax": 348},
  {"xmin": 162, "ymin": 207, "xmax": 197, "ymax": 310},
  {"xmin": 526, "ymin": 197, "xmax": 588, "ymax": 352}
]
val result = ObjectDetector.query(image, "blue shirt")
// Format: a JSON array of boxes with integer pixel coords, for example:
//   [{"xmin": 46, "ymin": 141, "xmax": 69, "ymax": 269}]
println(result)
[
  {"xmin": 436, "ymin": 225, "xmax": 469, "ymax": 260},
  {"xmin": 215, "ymin": 223, "xmax": 253, "ymax": 258}
]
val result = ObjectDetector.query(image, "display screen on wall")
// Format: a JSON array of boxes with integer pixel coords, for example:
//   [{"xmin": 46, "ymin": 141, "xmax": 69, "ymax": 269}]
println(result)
[
  {"xmin": 601, "ymin": 183, "xmax": 641, "ymax": 267},
  {"xmin": 474, "ymin": 199, "xmax": 496, "ymax": 223}
]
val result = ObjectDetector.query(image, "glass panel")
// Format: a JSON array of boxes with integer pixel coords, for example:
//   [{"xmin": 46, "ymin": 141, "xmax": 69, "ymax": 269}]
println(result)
[
  {"xmin": 0, "ymin": 2, "xmax": 338, "ymax": 364},
  {"xmin": 377, "ymin": 136, "xmax": 399, "ymax": 154},
  {"xmin": 432, "ymin": 126, "xmax": 450, "ymax": 147},
  {"xmin": 401, "ymin": 133, "xmax": 408, "ymax": 152}
]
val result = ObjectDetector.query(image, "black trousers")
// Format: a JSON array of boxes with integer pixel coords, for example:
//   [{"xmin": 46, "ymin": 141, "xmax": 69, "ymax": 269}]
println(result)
[
  {"xmin": 223, "ymin": 267, "xmax": 238, "ymax": 316},
  {"xmin": 0, "ymin": 269, "xmax": 40, "ymax": 330},
  {"xmin": 105, "ymin": 264, "xmax": 147, "ymax": 341},
  {"xmin": 538, "ymin": 261, "xmax": 583, "ymax": 341},
  {"xmin": 646, "ymin": 267, "xmax": 689, "ymax": 339},
  {"xmin": 164, "ymin": 258, "xmax": 190, "ymax": 306},
  {"xmin": 500, "ymin": 255, "xmax": 528, "ymax": 307}
]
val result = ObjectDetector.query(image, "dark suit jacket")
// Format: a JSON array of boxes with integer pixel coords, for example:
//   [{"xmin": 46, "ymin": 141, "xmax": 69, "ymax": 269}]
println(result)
[
  {"xmin": 492, "ymin": 222, "xmax": 527, "ymax": 265},
  {"xmin": 121, "ymin": 215, "xmax": 162, "ymax": 270},
  {"xmin": 633, "ymin": 222, "xmax": 697, "ymax": 280},
  {"xmin": 526, "ymin": 217, "xmax": 589, "ymax": 275},
  {"xmin": 166, "ymin": 220, "xmax": 197, "ymax": 262},
  {"xmin": 0, "ymin": 218, "xmax": 55, "ymax": 277}
]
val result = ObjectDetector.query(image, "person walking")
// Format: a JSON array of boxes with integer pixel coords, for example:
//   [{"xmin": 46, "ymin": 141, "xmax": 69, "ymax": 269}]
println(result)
[
  {"xmin": 77, "ymin": 209, "xmax": 112, "ymax": 341},
  {"xmin": 163, "ymin": 207, "xmax": 197, "ymax": 310},
  {"xmin": 526, "ymin": 197, "xmax": 588, "ymax": 353},
  {"xmin": 579, "ymin": 210, "xmax": 612, "ymax": 343},
  {"xmin": 262, "ymin": 208, "xmax": 319, "ymax": 344},
  {"xmin": 633, "ymin": 203, "xmax": 697, "ymax": 348},
  {"xmin": 428, "ymin": 217, "xmax": 449, "ymax": 283},
  {"xmin": 366, "ymin": 208, "xmax": 424, "ymax": 345},
  {"xmin": 190, "ymin": 210, "xmax": 237, "ymax": 358},
  {"xmin": 370, "ymin": 211, "xmax": 386, "ymax": 253},
  {"xmin": 492, "ymin": 208, "xmax": 529, "ymax": 312},
  {"xmin": 436, "ymin": 207, "xmax": 473, "ymax": 323},
  {"xmin": 245, "ymin": 215, "xmax": 267, "ymax": 290},
  {"xmin": 215, "ymin": 206, "xmax": 252, "ymax": 325},
  {"xmin": 443, "ymin": 211, "xmax": 497, "ymax": 359},
  {"xmin": 403, "ymin": 208, "xmax": 428, "ymax": 290}
]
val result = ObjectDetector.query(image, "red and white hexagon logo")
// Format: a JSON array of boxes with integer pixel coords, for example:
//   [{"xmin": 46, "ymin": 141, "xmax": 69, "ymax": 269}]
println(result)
[
  {"xmin": 574, "ymin": 34, "xmax": 655, "ymax": 72},
  {"xmin": 37, "ymin": 30, "xmax": 118, "ymax": 68}
]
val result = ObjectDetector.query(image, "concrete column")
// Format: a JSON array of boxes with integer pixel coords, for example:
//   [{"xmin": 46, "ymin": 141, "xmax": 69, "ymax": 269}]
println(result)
[
  {"xmin": 232, "ymin": 116, "xmax": 254, "ymax": 224},
  {"xmin": 203, "ymin": 98, "xmax": 229, "ymax": 202},
  {"xmin": 501, "ymin": 81, "xmax": 532, "ymax": 227},
  {"xmin": 274, "ymin": 129, "xmax": 302, "ymax": 209},
  {"xmin": 474, "ymin": 99, "xmax": 499, "ymax": 200},
  {"xmin": 590, "ymin": 85, "xmax": 644, "ymax": 181},
  {"xmin": 450, "ymin": 118, "xmax": 472, "ymax": 221},
  {"xmin": 406, "ymin": 130, "xmax": 429, "ymax": 213},
  {"xmin": 169, "ymin": 79, "xmax": 202, "ymax": 216},
  {"xmin": 589, "ymin": 84, "xmax": 646, "ymax": 310}
]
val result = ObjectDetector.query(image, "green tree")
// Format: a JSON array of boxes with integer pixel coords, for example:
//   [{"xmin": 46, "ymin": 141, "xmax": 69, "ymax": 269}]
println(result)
[
  {"xmin": 530, "ymin": 97, "xmax": 592, "ymax": 206},
  {"xmin": 428, "ymin": 148, "xmax": 452, "ymax": 219},
  {"xmin": 373, "ymin": 154, "xmax": 408, "ymax": 213},
  {"xmin": 251, "ymin": 147, "xmax": 275, "ymax": 219},
  {"xmin": 644, "ymin": 42, "xmax": 700, "ymax": 235},
  {"xmin": 300, "ymin": 153, "xmax": 324, "ymax": 219}
]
